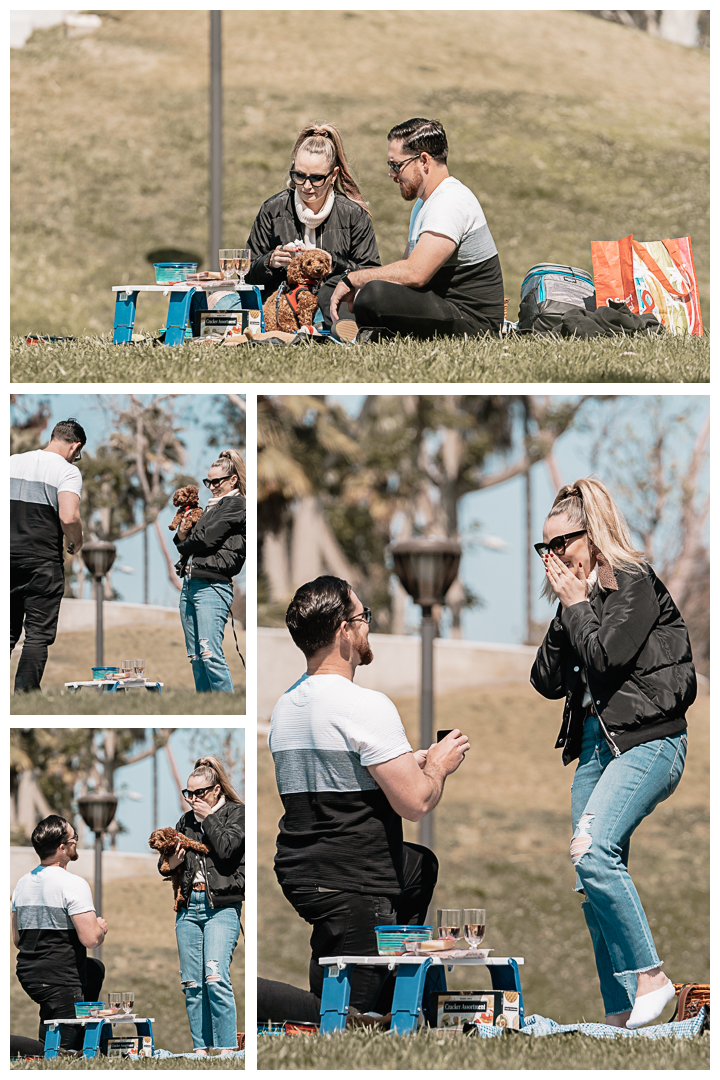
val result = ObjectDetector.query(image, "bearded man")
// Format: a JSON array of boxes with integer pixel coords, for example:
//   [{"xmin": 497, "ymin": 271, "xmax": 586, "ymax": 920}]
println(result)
[
  {"xmin": 330, "ymin": 118, "xmax": 505, "ymax": 341},
  {"xmin": 11, "ymin": 816, "xmax": 108, "ymax": 1053},
  {"xmin": 259, "ymin": 575, "xmax": 470, "ymax": 1024}
]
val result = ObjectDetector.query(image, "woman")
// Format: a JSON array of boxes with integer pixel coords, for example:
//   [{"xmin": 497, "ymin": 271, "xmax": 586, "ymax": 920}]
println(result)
[
  {"xmin": 162, "ymin": 756, "xmax": 245, "ymax": 1055},
  {"xmin": 243, "ymin": 122, "xmax": 381, "ymax": 328},
  {"xmin": 530, "ymin": 478, "xmax": 695, "ymax": 1029},
  {"xmin": 174, "ymin": 449, "xmax": 246, "ymax": 693}
]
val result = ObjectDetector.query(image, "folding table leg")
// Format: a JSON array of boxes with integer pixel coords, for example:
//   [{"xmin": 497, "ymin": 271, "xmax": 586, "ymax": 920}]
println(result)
[
  {"xmin": 81, "ymin": 1020, "xmax": 105, "ymax": 1058},
  {"xmin": 319, "ymin": 963, "xmax": 355, "ymax": 1034},
  {"xmin": 44, "ymin": 1024, "xmax": 62, "ymax": 1059},
  {"xmin": 113, "ymin": 291, "xmax": 139, "ymax": 344},
  {"xmin": 489, "ymin": 959, "xmax": 525, "ymax": 1027},
  {"xmin": 422, "ymin": 963, "xmax": 447, "ymax": 1025},
  {"xmin": 135, "ymin": 1020, "xmax": 155, "ymax": 1054},
  {"xmin": 390, "ymin": 959, "xmax": 433, "ymax": 1034},
  {"xmin": 165, "ymin": 289, "xmax": 195, "ymax": 346}
]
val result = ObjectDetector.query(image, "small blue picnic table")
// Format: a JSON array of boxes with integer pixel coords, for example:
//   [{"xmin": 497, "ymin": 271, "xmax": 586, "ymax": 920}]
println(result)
[
  {"xmin": 111, "ymin": 283, "xmax": 265, "ymax": 345},
  {"xmin": 43, "ymin": 1016, "xmax": 155, "ymax": 1059}
]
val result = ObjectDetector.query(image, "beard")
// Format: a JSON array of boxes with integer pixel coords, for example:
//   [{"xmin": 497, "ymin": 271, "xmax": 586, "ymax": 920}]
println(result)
[
  {"xmin": 68, "ymin": 849, "xmax": 80, "ymax": 862},
  {"xmin": 356, "ymin": 635, "xmax": 374, "ymax": 667}
]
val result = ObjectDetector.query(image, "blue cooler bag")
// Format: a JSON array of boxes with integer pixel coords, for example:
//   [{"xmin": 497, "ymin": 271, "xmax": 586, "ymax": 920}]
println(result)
[{"xmin": 518, "ymin": 264, "xmax": 596, "ymax": 334}]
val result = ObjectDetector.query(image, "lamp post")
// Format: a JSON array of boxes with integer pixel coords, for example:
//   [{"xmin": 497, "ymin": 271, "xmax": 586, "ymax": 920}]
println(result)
[
  {"xmin": 81, "ymin": 541, "xmax": 117, "ymax": 667},
  {"xmin": 390, "ymin": 536, "xmax": 462, "ymax": 850},
  {"xmin": 77, "ymin": 792, "xmax": 118, "ymax": 960},
  {"xmin": 209, "ymin": 11, "xmax": 222, "ymax": 268}
]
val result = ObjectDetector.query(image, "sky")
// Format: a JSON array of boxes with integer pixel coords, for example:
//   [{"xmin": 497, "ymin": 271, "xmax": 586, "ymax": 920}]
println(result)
[
  {"xmin": 74, "ymin": 729, "xmax": 245, "ymax": 854},
  {"xmin": 327, "ymin": 394, "xmax": 709, "ymax": 645},
  {"xmin": 11, "ymin": 393, "xmax": 245, "ymax": 608}
]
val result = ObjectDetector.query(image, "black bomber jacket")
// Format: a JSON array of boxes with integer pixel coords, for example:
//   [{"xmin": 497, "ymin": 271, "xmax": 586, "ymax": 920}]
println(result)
[
  {"xmin": 245, "ymin": 189, "xmax": 381, "ymax": 296},
  {"xmin": 159, "ymin": 801, "xmax": 245, "ymax": 909},
  {"xmin": 530, "ymin": 565, "xmax": 696, "ymax": 765},
  {"xmin": 173, "ymin": 494, "xmax": 246, "ymax": 583}
]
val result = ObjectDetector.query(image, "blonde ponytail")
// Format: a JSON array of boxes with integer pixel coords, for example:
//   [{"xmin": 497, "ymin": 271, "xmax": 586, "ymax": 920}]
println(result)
[
  {"xmin": 190, "ymin": 755, "xmax": 243, "ymax": 804},
  {"xmin": 213, "ymin": 449, "xmax": 246, "ymax": 498},
  {"xmin": 289, "ymin": 121, "xmax": 370, "ymax": 214}
]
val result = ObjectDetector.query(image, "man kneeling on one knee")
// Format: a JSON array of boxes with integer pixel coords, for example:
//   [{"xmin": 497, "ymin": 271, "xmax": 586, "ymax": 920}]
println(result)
[
  {"xmin": 330, "ymin": 118, "xmax": 505, "ymax": 341},
  {"xmin": 258, "ymin": 576, "xmax": 470, "ymax": 1025}
]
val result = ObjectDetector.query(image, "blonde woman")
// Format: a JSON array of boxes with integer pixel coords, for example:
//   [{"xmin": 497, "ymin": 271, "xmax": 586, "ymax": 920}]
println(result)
[
  {"xmin": 161, "ymin": 757, "xmax": 245, "ymax": 1055},
  {"xmin": 530, "ymin": 478, "xmax": 696, "ymax": 1029},
  {"xmin": 244, "ymin": 122, "xmax": 380, "ymax": 328},
  {"xmin": 174, "ymin": 450, "xmax": 246, "ymax": 693}
]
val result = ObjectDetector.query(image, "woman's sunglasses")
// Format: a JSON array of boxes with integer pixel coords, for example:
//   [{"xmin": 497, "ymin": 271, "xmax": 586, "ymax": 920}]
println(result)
[
  {"xmin": 534, "ymin": 529, "xmax": 587, "ymax": 558},
  {"xmin": 289, "ymin": 169, "xmax": 334, "ymax": 187},
  {"xmin": 203, "ymin": 476, "xmax": 230, "ymax": 489},
  {"xmin": 182, "ymin": 785, "xmax": 216, "ymax": 801}
]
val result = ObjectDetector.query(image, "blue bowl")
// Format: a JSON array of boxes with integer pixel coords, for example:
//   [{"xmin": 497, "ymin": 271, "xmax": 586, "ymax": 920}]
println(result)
[
  {"xmin": 153, "ymin": 262, "xmax": 198, "ymax": 284},
  {"xmin": 92, "ymin": 666, "xmax": 119, "ymax": 681}
]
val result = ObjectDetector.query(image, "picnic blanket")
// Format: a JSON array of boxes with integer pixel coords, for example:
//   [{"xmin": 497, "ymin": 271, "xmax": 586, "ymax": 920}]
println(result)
[
  {"xmin": 467, "ymin": 1009, "xmax": 705, "ymax": 1039},
  {"xmin": 153, "ymin": 1049, "xmax": 245, "ymax": 1059}
]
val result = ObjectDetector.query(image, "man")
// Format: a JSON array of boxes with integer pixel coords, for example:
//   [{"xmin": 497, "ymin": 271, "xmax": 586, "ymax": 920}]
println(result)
[
  {"xmin": 330, "ymin": 118, "xmax": 505, "ymax": 341},
  {"xmin": 259, "ymin": 575, "xmax": 470, "ymax": 1023},
  {"xmin": 12, "ymin": 816, "xmax": 108, "ymax": 1053},
  {"xmin": 11, "ymin": 418, "xmax": 86, "ymax": 693}
]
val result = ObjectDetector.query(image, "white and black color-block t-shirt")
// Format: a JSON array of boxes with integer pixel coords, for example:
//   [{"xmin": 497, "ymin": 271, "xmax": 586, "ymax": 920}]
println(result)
[
  {"xmin": 12, "ymin": 865, "xmax": 95, "ymax": 987},
  {"xmin": 269, "ymin": 673, "xmax": 414, "ymax": 895},
  {"xmin": 408, "ymin": 176, "xmax": 505, "ymax": 331},
  {"xmin": 11, "ymin": 449, "xmax": 82, "ymax": 564}
]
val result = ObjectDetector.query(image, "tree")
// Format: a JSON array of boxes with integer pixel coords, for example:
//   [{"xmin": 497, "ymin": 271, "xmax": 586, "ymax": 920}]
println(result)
[{"xmin": 10, "ymin": 395, "xmax": 50, "ymax": 455}]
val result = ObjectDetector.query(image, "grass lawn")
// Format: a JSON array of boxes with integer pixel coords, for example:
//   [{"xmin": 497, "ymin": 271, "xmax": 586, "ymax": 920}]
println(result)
[
  {"xmin": 257, "ymin": 682, "xmax": 709, "ymax": 1068},
  {"xmin": 10, "ymin": 878, "xmax": 244, "ymax": 1058},
  {"xmin": 10, "ymin": 331, "xmax": 709, "ymax": 385},
  {"xmin": 257, "ymin": 1027, "xmax": 709, "ymax": 1070},
  {"xmin": 10, "ymin": 10, "xmax": 707, "ymax": 382},
  {"xmin": 11, "ymin": 1059, "xmax": 243, "ymax": 1071},
  {"xmin": 10, "ymin": 623, "xmax": 245, "ymax": 715}
]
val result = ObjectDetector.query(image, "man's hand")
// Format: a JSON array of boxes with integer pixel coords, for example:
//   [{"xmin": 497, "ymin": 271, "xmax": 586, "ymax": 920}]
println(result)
[
  {"xmin": 413, "ymin": 748, "xmax": 429, "ymax": 770},
  {"xmin": 97, "ymin": 917, "xmax": 109, "ymax": 936},
  {"xmin": 329, "ymin": 279, "xmax": 358, "ymax": 321},
  {"xmin": 425, "ymin": 729, "xmax": 470, "ymax": 776},
  {"xmin": 544, "ymin": 552, "xmax": 589, "ymax": 608},
  {"xmin": 166, "ymin": 840, "xmax": 187, "ymax": 870}
]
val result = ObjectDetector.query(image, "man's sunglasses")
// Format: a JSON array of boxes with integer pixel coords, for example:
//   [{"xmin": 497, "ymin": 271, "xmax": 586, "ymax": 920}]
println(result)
[
  {"xmin": 64, "ymin": 832, "xmax": 79, "ymax": 845},
  {"xmin": 203, "ymin": 476, "xmax": 230, "ymax": 489},
  {"xmin": 182, "ymin": 785, "xmax": 217, "ymax": 801},
  {"xmin": 387, "ymin": 154, "xmax": 420, "ymax": 174},
  {"xmin": 534, "ymin": 530, "xmax": 587, "ymax": 558},
  {"xmin": 289, "ymin": 168, "xmax": 334, "ymax": 187},
  {"xmin": 347, "ymin": 607, "xmax": 372, "ymax": 626}
]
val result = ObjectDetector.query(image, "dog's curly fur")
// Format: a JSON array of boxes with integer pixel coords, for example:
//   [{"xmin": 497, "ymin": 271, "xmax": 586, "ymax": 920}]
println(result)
[
  {"xmin": 168, "ymin": 486, "xmax": 203, "ymax": 532},
  {"xmin": 148, "ymin": 827, "xmax": 210, "ymax": 911},
  {"xmin": 263, "ymin": 249, "xmax": 333, "ymax": 332}
]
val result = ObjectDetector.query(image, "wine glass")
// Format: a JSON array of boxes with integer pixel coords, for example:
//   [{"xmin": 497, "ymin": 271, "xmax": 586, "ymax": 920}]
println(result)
[
  {"xmin": 108, "ymin": 992, "xmax": 122, "ymax": 1014},
  {"xmin": 121, "ymin": 991, "xmax": 135, "ymax": 1016},
  {"xmin": 463, "ymin": 909, "xmax": 486, "ymax": 950},
  {"xmin": 219, "ymin": 249, "xmax": 237, "ymax": 280},
  {"xmin": 235, "ymin": 248, "xmax": 251, "ymax": 286},
  {"xmin": 121, "ymin": 660, "xmax": 133, "ymax": 679},
  {"xmin": 133, "ymin": 659, "xmax": 145, "ymax": 678},
  {"xmin": 437, "ymin": 909, "xmax": 462, "ymax": 943}
]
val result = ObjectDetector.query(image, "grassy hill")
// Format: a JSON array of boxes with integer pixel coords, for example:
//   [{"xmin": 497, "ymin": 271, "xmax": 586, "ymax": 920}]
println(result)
[
  {"xmin": 11, "ymin": 10, "xmax": 708, "ymax": 341},
  {"xmin": 257, "ymin": 682, "xmax": 709, "ymax": 1062},
  {"xmin": 10, "ymin": 876, "xmax": 244, "ymax": 1054}
]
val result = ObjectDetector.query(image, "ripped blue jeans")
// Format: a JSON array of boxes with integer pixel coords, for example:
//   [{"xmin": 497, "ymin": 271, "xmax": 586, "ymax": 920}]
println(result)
[
  {"xmin": 179, "ymin": 577, "xmax": 234, "ymax": 693},
  {"xmin": 175, "ymin": 892, "xmax": 242, "ymax": 1049},
  {"xmin": 570, "ymin": 716, "xmax": 687, "ymax": 1015}
]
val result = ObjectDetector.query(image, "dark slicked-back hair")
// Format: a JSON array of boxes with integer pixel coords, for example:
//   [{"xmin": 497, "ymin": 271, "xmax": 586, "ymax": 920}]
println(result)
[
  {"xmin": 387, "ymin": 118, "xmax": 448, "ymax": 163},
  {"xmin": 286, "ymin": 576, "xmax": 356, "ymax": 658},
  {"xmin": 51, "ymin": 418, "xmax": 87, "ymax": 447},
  {"xmin": 31, "ymin": 815, "xmax": 70, "ymax": 860}
]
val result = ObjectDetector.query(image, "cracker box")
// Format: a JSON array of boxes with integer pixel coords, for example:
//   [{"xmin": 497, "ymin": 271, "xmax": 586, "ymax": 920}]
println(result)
[
  {"xmin": 107, "ymin": 1036, "xmax": 153, "ymax": 1058},
  {"xmin": 431, "ymin": 990, "xmax": 521, "ymax": 1029},
  {"xmin": 196, "ymin": 310, "xmax": 261, "ymax": 339}
]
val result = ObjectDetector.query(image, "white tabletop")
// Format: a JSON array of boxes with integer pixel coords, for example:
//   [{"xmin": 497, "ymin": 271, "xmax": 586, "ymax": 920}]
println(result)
[
  {"xmin": 45, "ymin": 1016, "xmax": 155, "ymax": 1026},
  {"xmin": 319, "ymin": 955, "xmax": 523, "ymax": 968},
  {"xmin": 64, "ymin": 680, "xmax": 163, "ymax": 688},
  {"xmin": 112, "ymin": 283, "xmax": 263, "ymax": 293}
]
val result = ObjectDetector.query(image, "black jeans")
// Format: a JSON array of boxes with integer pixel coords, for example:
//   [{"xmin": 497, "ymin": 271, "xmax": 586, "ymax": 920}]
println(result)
[
  {"xmin": 10, "ymin": 559, "xmax": 65, "ymax": 693},
  {"xmin": 20, "ymin": 957, "xmax": 105, "ymax": 1052},
  {"xmin": 352, "ymin": 279, "xmax": 495, "ymax": 340},
  {"xmin": 259, "ymin": 842, "xmax": 438, "ymax": 1022}
]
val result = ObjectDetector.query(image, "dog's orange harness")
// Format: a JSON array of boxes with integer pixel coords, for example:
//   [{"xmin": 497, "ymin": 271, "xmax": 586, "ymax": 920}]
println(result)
[{"xmin": 276, "ymin": 277, "xmax": 320, "ymax": 328}]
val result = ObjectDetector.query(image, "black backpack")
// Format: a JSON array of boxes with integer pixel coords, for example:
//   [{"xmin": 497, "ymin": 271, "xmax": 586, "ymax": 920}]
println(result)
[{"xmin": 517, "ymin": 264, "xmax": 596, "ymax": 334}]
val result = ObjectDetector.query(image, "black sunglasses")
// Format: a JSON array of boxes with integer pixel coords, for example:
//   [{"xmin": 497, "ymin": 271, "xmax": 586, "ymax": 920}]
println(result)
[
  {"xmin": 289, "ymin": 168, "xmax": 334, "ymax": 187},
  {"xmin": 347, "ymin": 606, "xmax": 372, "ymax": 626},
  {"xmin": 203, "ymin": 475, "xmax": 230, "ymax": 489},
  {"xmin": 182, "ymin": 784, "xmax": 217, "ymax": 801},
  {"xmin": 534, "ymin": 530, "xmax": 587, "ymax": 558},
  {"xmin": 387, "ymin": 154, "xmax": 420, "ymax": 174},
  {"xmin": 64, "ymin": 832, "xmax": 79, "ymax": 844}
]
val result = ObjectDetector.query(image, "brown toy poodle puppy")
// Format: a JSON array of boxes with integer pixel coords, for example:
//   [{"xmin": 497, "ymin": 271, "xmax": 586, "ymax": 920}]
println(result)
[
  {"xmin": 148, "ymin": 827, "xmax": 210, "ymax": 911},
  {"xmin": 169, "ymin": 486, "xmax": 203, "ymax": 531},
  {"xmin": 263, "ymin": 249, "xmax": 333, "ymax": 333}
]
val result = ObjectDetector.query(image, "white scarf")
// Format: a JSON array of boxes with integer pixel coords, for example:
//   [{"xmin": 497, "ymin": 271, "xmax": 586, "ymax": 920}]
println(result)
[
  {"xmin": 294, "ymin": 189, "xmax": 335, "ymax": 247},
  {"xmin": 192, "ymin": 794, "xmax": 226, "ymax": 884},
  {"xmin": 207, "ymin": 487, "xmax": 240, "ymax": 509}
]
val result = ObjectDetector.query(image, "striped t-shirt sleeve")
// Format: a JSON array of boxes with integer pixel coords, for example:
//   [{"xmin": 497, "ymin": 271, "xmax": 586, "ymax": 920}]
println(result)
[{"xmin": 346, "ymin": 690, "xmax": 414, "ymax": 767}]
